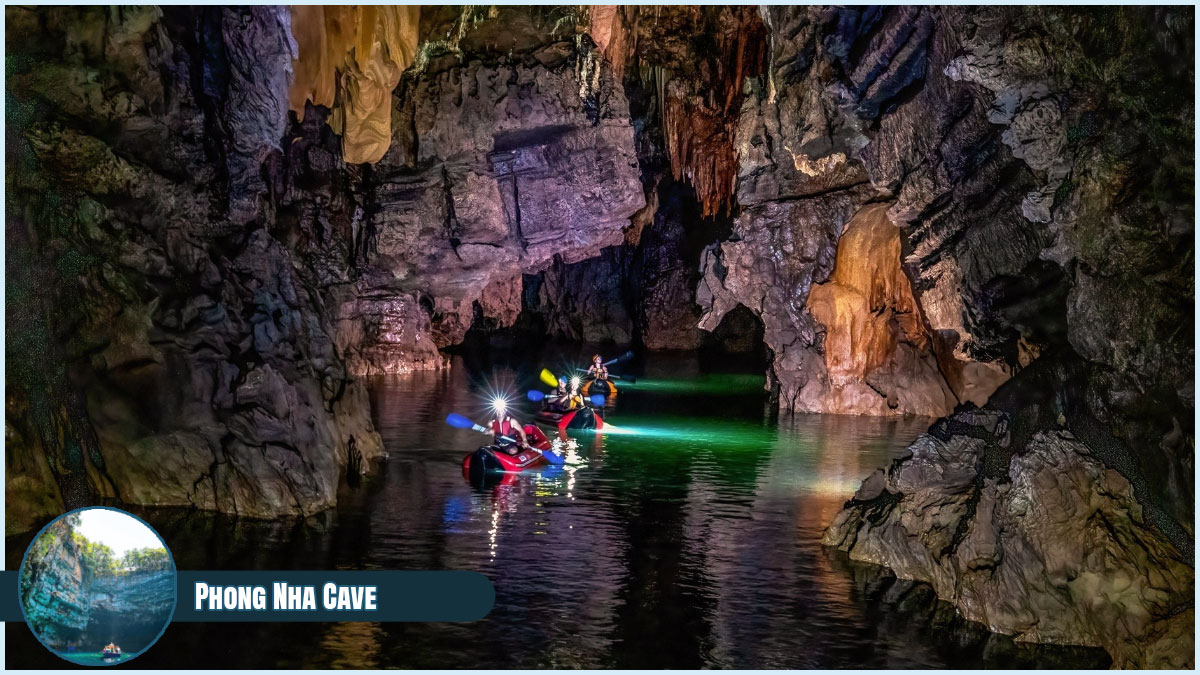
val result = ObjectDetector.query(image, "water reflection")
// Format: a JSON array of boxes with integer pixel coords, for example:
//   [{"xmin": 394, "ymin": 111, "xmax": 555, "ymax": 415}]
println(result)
[{"xmin": 6, "ymin": 354, "xmax": 1110, "ymax": 669}]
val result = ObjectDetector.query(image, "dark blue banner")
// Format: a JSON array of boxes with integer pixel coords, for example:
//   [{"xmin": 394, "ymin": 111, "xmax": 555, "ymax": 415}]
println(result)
[{"xmin": 0, "ymin": 570, "xmax": 494, "ymax": 623}]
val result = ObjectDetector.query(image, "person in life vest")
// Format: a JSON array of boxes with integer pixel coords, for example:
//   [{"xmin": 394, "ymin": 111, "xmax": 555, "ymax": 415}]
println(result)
[
  {"xmin": 546, "ymin": 377, "xmax": 571, "ymax": 411},
  {"xmin": 565, "ymin": 376, "xmax": 585, "ymax": 409},
  {"xmin": 488, "ymin": 398, "xmax": 530, "ymax": 455},
  {"xmin": 586, "ymin": 354, "xmax": 609, "ymax": 383}
]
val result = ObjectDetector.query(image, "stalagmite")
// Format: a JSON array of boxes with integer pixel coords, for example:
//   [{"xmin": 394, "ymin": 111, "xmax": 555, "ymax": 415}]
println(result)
[
  {"xmin": 807, "ymin": 203, "xmax": 926, "ymax": 375},
  {"xmin": 805, "ymin": 203, "xmax": 957, "ymax": 416},
  {"xmin": 288, "ymin": 5, "xmax": 420, "ymax": 164}
]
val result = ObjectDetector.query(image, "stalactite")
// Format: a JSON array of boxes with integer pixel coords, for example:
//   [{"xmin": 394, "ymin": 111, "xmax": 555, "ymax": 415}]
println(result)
[
  {"xmin": 588, "ymin": 5, "xmax": 638, "ymax": 81},
  {"xmin": 672, "ymin": 6, "xmax": 766, "ymax": 217},
  {"xmin": 288, "ymin": 5, "xmax": 419, "ymax": 164},
  {"xmin": 589, "ymin": 6, "xmax": 766, "ymax": 218}
]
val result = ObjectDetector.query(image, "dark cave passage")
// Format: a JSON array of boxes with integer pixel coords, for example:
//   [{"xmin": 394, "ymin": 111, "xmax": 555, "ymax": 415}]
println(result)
[{"xmin": 699, "ymin": 304, "xmax": 768, "ymax": 367}]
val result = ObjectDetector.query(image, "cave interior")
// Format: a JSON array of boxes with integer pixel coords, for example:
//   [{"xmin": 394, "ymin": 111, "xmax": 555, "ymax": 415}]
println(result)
[{"xmin": 3, "ymin": 4, "xmax": 1195, "ymax": 669}]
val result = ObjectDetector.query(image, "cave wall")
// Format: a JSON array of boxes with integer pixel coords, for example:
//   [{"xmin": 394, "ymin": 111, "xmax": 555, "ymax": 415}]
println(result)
[
  {"xmin": 697, "ymin": 6, "xmax": 1192, "ymax": 474},
  {"xmin": 5, "ymin": 6, "xmax": 388, "ymax": 531},
  {"xmin": 19, "ymin": 520, "xmax": 89, "ymax": 648},
  {"xmin": 823, "ymin": 411, "xmax": 1193, "ymax": 668},
  {"xmin": 700, "ymin": 6, "xmax": 1193, "ymax": 665},
  {"xmin": 87, "ymin": 570, "xmax": 176, "ymax": 649},
  {"xmin": 804, "ymin": 203, "xmax": 957, "ymax": 416},
  {"xmin": 281, "ymin": 23, "xmax": 647, "ymax": 373},
  {"xmin": 523, "ymin": 179, "xmax": 719, "ymax": 351},
  {"xmin": 5, "ymin": 7, "xmax": 1193, "ymax": 617}
]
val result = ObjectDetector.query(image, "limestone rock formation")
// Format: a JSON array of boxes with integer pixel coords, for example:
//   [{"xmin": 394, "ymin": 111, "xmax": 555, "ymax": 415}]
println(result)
[
  {"xmin": 529, "ymin": 249, "xmax": 635, "ymax": 346},
  {"xmin": 691, "ymin": 6, "xmax": 1192, "ymax": 663},
  {"xmin": 587, "ymin": 5, "xmax": 768, "ymax": 218},
  {"xmin": 697, "ymin": 5, "xmax": 1192, "ymax": 455},
  {"xmin": 88, "ymin": 571, "xmax": 176, "ymax": 648},
  {"xmin": 699, "ymin": 5, "xmax": 1022, "ymax": 416},
  {"xmin": 804, "ymin": 204, "xmax": 957, "ymax": 416},
  {"xmin": 5, "ymin": 12, "xmax": 1192, "ymax": 668},
  {"xmin": 6, "ymin": 6, "xmax": 389, "ymax": 528},
  {"xmin": 824, "ymin": 414, "xmax": 1193, "ymax": 668},
  {"xmin": 4, "ymin": 5, "xmax": 649, "ymax": 530},
  {"xmin": 374, "ymin": 38, "xmax": 645, "ymax": 350},
  {"xmin": 288, "ymin": 6, "xmax": 421, "ymax": 164},
  {"xmin": 19, "ymin": 520, "xmax": 90, "ymax": 648}
]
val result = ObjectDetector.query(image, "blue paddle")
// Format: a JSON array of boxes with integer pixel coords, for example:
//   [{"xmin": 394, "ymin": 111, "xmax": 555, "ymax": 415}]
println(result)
[
  {"xmin": 603, "ymin": 350, "xmax": 634, "ymax": 366},
  {"xmin": 526, "ymin": 391, "xmax": 605, "ymax": 406},
  {"xmin": 573, "ymin": 366, "xmax": 636, "ymax": 385},
  {"xmin": 446, "ymin": 413, "xmax": 487, "ymax": 432},
  {"xmin": 448, "ymin": 412, "xmax": 569, "ymax": 464},
  {"xmin": 445, "ymin": 413, "xmax": 517, "ymax": 444}
]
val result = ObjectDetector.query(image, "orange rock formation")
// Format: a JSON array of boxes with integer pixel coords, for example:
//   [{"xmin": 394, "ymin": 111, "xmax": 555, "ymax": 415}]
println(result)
[
  {"xmin": 288, "ymin": 6, "xmax": 420, "ymax": 164},
  {"xmin": 806, "ymin": 204, "xmax": 957, "ymax": 416}
]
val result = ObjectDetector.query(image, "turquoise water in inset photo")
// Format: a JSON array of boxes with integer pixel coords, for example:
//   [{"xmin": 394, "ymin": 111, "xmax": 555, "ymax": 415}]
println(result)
[{"xmin": 56, "ymin": 650, "xmax": 140, "ymax": 666}]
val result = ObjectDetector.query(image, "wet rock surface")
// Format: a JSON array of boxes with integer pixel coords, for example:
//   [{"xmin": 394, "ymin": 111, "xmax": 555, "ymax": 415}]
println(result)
[
  {"xmin": 824, "ymin": 411, "xmax": 1193, "ymax": 668},
  {"xmin": 87, "ymin": 570, "xmax": 176, "ymax": 649},
  {"xmin": 700, "ymin": 5, "xmax": 1191, "ymax": 424},
  {"xmin": 692, "ymin": 5, "xmax": 1192, "ymax": 664},
  {"xmin": 4, "ymin": 6, "xmax": 647, "ymax": 528},
  {"xmin": 5, "ymin": 6, "xmax": 384, "ymax": 528}
]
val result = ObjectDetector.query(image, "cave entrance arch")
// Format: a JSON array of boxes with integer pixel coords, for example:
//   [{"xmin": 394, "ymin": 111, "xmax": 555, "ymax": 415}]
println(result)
[{"xmin": 699, "ymin": 304, "xmax": 768, "ymax": 374}]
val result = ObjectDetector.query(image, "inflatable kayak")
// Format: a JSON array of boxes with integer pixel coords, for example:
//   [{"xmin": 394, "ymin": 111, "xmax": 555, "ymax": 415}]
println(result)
[
  {"xmin": 581, "ymin": 379, "xmax": 617, "ymax": 397},
  {"xmin": 462, "ymin": 424, "xmax": 558, "ymax": 484},
  {"xmin": 534, "ymin": 406, "xmax": 604, "ymax": 431}
]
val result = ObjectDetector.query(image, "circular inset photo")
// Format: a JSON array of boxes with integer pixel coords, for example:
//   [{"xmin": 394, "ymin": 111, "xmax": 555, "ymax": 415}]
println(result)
[{"xmin": 19, "ymin": 507, "xmax": 177, "ymax": 666}]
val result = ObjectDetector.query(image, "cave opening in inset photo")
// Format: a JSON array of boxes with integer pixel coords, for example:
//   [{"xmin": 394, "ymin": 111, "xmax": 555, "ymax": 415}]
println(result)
[{"xmin": 18, "ymin": 508, "xmax": 177, "ymax": 666}]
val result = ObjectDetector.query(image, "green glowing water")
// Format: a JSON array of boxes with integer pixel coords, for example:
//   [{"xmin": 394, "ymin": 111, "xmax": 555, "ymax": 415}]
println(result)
[{"xmin": 611, "ymin": 372, "xmax": 766, "ymax": 395}]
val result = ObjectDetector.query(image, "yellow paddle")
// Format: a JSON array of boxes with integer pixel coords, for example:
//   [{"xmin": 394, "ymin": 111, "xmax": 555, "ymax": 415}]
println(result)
[{"xmin": 539, "ymin": 368, "xmax": 559, "ymax": 388}]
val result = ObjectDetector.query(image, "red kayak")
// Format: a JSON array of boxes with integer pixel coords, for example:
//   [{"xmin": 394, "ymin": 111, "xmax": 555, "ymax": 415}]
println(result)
[
  {"xmin": 534, "ymin": 406, "xmax": 604, "ymax": 431},
  {"xmin": 462, "ymin": 424, "xmax": 554, "ymax": 483}
]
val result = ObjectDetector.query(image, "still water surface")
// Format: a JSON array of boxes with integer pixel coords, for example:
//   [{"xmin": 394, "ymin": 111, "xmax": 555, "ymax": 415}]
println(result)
[{"xmin": 7, "ymin": 354, "xmax": 1109, "ymax": 668}]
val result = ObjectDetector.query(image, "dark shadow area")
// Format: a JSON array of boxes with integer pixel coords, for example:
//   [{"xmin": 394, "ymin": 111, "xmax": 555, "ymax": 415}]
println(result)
[{"xmin": 700, "ymin": 304, "xmax": 766, "ymax": 360}]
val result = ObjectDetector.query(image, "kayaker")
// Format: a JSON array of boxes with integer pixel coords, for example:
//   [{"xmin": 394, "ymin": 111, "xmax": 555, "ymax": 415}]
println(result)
[
  {"xmin": 566, "ymin": 377, "xmax": 585, "ymax": 409},
  {"xmin": 586, "ymin": 354, "xmax": 609, "ymax": 383},
  {"xmin": 545, "ymin": 377, "xmax": 571, "ymax": 411},
  {"xmin": 488, "ymin": 398, "xmax": 531, "ymax": 455}
]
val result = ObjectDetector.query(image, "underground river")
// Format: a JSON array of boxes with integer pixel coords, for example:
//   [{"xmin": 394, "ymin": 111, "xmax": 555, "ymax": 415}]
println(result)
[{"xmin": 6, "ymin": 353, "xmax": 1110, "ymax": 668}]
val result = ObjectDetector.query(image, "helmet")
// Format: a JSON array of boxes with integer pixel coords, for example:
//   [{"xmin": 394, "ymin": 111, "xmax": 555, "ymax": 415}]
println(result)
[{"xmin": 592, "ymin": 354, "xmax": 602, "ymax": 362}]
